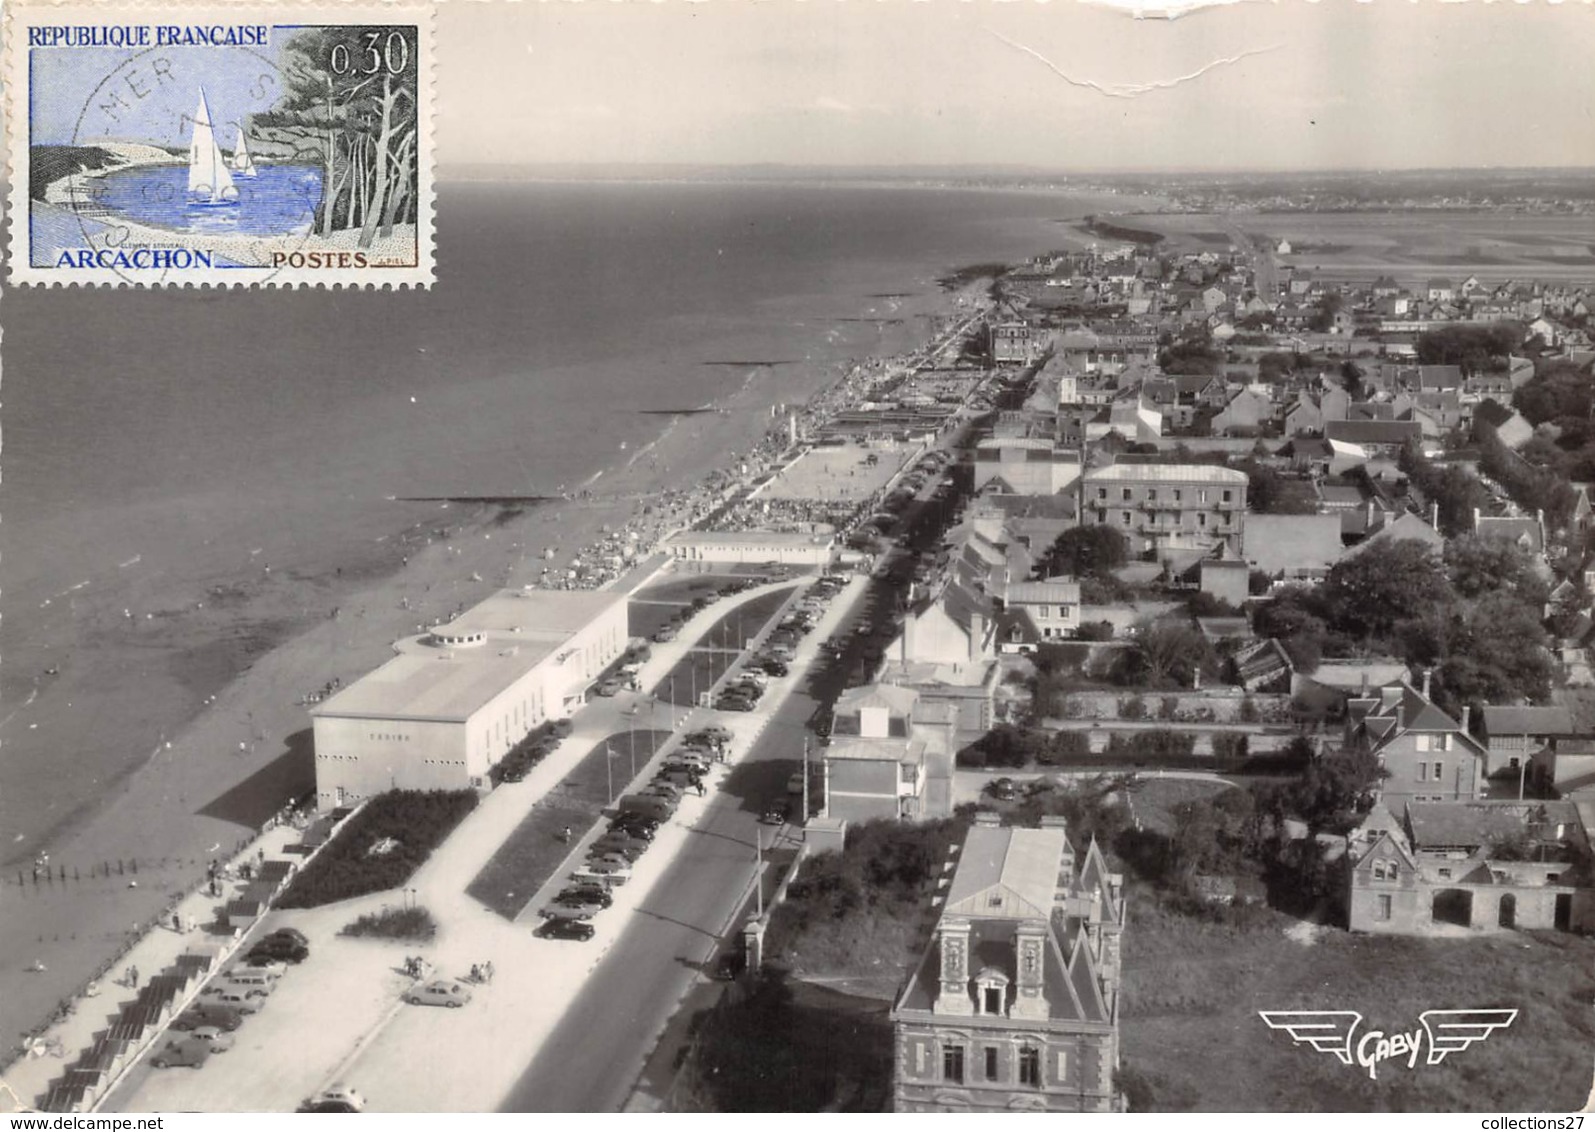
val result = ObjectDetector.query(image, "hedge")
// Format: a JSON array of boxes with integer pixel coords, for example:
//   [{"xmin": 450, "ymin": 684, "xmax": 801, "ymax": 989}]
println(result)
[{"xmin": 277, "ymin": 790, "xmax": 478, "ymax": 908}]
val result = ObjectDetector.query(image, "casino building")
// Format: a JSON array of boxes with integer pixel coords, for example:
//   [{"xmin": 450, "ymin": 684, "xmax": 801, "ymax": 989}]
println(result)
[{"xmin": 310, "ymin": 588, "xmax": 627, "ymax": 806}]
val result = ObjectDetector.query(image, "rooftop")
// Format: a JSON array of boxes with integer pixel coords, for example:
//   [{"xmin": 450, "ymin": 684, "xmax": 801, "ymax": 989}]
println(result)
[
  {"xmin": 1083, "ymin": 463, "xmax": 1248, "ymax": 485},
  {"xmin": 943, "ymin": 824, "xmax": 1069, "ymax": 921}
]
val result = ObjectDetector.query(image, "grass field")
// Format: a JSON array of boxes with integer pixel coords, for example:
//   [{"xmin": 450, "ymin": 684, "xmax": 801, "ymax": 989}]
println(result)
[
  {"xmin": 1120, "ymin": 888, "xmax": 1595, "ymax": 1111},
  {"xmin": 464, "ymin": 729, "xmax": 672, "ymax": 919}
]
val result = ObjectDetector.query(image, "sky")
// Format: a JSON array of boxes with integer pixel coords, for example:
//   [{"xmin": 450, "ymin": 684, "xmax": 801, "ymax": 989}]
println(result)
[
  {"xmin": 438, "ymin": 0, "xmax": 1595, "ymax": 172},
  {"xmin": 35, "ymin": 40, "xmax": 293, "ymax": 147}
]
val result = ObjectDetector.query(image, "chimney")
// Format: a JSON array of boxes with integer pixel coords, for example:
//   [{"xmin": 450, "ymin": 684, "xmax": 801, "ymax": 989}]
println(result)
[
  {"xmin": 969, "ymin": 612, "xmax": 987, "ymax": 665},
  {"xmin": 1461, "ymin": 705, "xmax": 1472, "ymax": 735},
  {"xmin": 1422, "ymin": 668, "xmax": 1432, "ymax": 700},
  {"xmin": 1360, "ymin": 672, "xmax": 1369, "ymax": 696},
  {"xmin": 1473, "ymin": 507, "xmax": 1482, "ymax": 532},
  {"xmin": 1430, "ymin": 501, "xmax": 1439, "ymax": 529},
  {"xmin": 1396, "ymin": 704, "xmax": 1405, "ymax": 729}
]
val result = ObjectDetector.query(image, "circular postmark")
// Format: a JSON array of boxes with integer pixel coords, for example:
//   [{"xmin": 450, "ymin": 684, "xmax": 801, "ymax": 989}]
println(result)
[{"xmin": 66, "ymin": 40, "xmax": 317, "ymax": 286}]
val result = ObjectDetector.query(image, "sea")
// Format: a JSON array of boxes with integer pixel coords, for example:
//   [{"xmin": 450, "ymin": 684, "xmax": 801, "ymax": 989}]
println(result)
[{"xmin": 0, "ymin": 178, "xmax": 1140, "ymax": 866}]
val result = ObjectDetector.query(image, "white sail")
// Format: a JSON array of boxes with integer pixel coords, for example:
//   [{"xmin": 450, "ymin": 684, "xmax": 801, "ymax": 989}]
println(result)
[
  {"xmin": 187, "ymin": 89, "xmax": 235, "ymax": 202},
  {"xmin": 231, "ymin": 130, "xmax": 257, "ymax": 177}
]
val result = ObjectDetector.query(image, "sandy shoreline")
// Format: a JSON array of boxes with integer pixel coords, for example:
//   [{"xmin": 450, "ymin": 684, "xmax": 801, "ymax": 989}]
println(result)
[{"xmin": 0, "ymin": 272, "xmax": 985, "ymax": 1051}]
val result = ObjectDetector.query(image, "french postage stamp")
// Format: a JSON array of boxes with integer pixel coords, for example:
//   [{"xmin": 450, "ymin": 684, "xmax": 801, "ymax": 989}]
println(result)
[{"xmin": 3, "ymin": 0, "xmax": 435, "ymax": 287}]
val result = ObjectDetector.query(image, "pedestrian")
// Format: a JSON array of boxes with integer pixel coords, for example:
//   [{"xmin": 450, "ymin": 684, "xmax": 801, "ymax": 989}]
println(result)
[
  {"xmin": 561, "ymin": 826, "xmax": 573, "ymax": 843},
  {"xmin": 485, "ymin": 961, "xmax": 494, "ymax": 984},
  {"xmin": 470, "ymin": 964, "xmax": 481, "ymax": 983},
  {"xmin": 128, "ymin": 965, "xmax": 139, "ymax": 988}
]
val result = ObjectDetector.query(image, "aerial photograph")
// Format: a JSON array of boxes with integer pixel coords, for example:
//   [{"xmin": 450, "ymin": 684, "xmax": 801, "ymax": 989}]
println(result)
[{"xmin": 3, "ymin": 0, "xmax": 1594, "ymax": 1116}]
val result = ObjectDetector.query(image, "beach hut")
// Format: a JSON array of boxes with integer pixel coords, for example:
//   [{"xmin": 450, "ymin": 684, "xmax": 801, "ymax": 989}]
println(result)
[{"xmin": 41, "ymin": 1081, "xmax": 95, "ymax": 1113}]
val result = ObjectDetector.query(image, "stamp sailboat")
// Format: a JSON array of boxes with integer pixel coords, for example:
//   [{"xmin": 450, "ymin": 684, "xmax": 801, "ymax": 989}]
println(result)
[
  {"xmin": 187, "ymin": 88, "xmax": 238, "ymax": 206},
  {"xmin": 231, "ymin": 129, "xmax": 258, "ymax": 178}
]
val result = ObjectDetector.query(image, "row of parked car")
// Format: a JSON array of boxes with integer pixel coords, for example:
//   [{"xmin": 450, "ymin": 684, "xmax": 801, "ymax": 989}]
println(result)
[
  {"xmin": 538, "ymin": 728, "xmax": 733, "ymax": 941},
  {"xmin": 651, "ymin": 579, "xmax": 763, "ymax": 644},
  {"xmin": 719, "ymin": 574, "xmax": 849, "ymax": 712},
  {"xmin": 156, "ymin": 928, "xmax": 310, "ymax": 1068}
]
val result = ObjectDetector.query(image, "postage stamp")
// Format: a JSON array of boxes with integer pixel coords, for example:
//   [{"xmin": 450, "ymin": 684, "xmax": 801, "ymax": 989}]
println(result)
[{"xmin": 3, "ymin": 0, "xmax": 435, "ymax": 287}]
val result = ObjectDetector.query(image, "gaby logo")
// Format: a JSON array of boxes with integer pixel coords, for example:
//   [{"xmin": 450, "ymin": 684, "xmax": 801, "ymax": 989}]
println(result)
[{"xmin": 1259, "ymin": 1009, "xmax": 1518, "ymax": 1080}]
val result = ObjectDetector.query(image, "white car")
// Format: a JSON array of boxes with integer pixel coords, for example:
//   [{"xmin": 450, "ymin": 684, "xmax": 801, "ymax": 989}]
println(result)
[
  {"xmin": 404, "ymin": 978, "xmax": 473, "ymax": 1008},
  {"xmin": 304, "ymin": 1086, "xmax": 366, "ymax": 1113},
  {"xmin": 574, "ymin": 861, "xmax": 632, "ymax": 884}
]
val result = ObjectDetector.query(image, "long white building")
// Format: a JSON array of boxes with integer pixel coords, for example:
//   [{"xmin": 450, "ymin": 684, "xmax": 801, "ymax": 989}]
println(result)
[{"xmin": 311, "ymin": 588, "xmax": 628, "ymax": 806}]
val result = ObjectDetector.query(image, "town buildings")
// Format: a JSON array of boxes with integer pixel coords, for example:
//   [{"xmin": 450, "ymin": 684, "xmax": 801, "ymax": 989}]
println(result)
[
  {"xmin": 310, "ymin": 589, "xmax": 628, "ymax": 806},
  {"xmin": 1344, "ymin": 678, "xmax": 1487, "ymax": 809},
  {"xmin": 822, "ymin": 684, "xmax": 957, "ymax": 820},
  {"xmin": 1078, "ymin": 463, "xmax": 1248, "ymax": 559},
  {"xmin": 890, "ymin": 815, "xmax": 1124, "ymax": 1112}
]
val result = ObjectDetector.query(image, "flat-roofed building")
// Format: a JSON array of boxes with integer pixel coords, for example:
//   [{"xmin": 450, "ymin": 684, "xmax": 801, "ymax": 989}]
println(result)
[
  {"xmin": 890, "ymin": 815, "xmax": 1125, "ymax": 1112},
  {"xmin": 311, "ymin": 588, "xmax": 628, "ymax": 806},
  {"xmin": 1079, "ymin": 463, "xmax": 1248, "ymax": 558},
  {"xmin": 665, "ymin": 529, "xmax": 835, "ymax": 567}
]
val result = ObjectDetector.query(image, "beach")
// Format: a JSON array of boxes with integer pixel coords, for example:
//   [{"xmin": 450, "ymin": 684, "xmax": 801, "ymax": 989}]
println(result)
[{"xmin": 0, "ymin": 271, "xmax": 985, "ymax": 1053}]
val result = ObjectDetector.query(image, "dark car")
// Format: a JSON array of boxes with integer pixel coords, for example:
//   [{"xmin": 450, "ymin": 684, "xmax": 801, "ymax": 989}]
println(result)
[
  {"xmin": 610, "ymin": 814, "xmax": 659, "ymax": 835},
  {"xmin": 151, "ymin": 1036, "xmax": 213, "ymax": 1070},
  {"xmin": 760, "ymin": 802, "xmax": 789, "ymax": 825},
  {"xmin": 713, "ymin": 950, "xmax": 747, "ymax": 980},
  {"xmin": 540, "ymin": 917, "xmax": 596, "ymax": 941},
  {"xmin": 759, "ymin": 659, "xmax": 789, "ymax": 677},
  {"xmin": 172, "ymin": 1006, "xmax": 244, "ymax": 1033},
  {"xmin": 716, "ymin": 697, "xmax": 755, "ymax": 713},
  {"xmin": 988, "ymin": 777, "xmax": 1018, "ymax": 802},
  {"xmin": 594, "ymin": 832, "xmax": 649, "ymax": 855},
  {"xmin": 558, "ymin": 884, "xmax": 614, "ymax": 908},
  {"xmin": 248, "ymin": 938, "xmax": 309, "ymax": 965},
  {"xmin": 267, "ymin": 927, "xmax": 310, "ymax": 947}
]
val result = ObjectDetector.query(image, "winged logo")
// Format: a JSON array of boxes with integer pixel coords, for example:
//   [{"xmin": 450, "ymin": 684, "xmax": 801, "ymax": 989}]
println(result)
[
  {"xmin": 1419, "ymin": 1009, "xmax": 1518, "ymax": 1066},
  {"xmin": 1257, "ymin": 1011, "xmax": 1363, "ymax": 1065}
]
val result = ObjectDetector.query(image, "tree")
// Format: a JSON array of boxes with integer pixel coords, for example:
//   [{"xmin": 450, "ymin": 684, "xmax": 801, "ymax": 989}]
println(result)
[
  {"xmin": 1444, "ymin": 534, "xmax": 1549, "ymax": 604},
  {"xmin": 1241, "ymin": 461, "xmax": 1317, "ymax": 514},
  {"xmin": 1417, "ymin": 322, "xmax": 1523, "ymax": 372},
  {"xmin": 1321, "ymin": 539, "xmax": 1451, "ymax": 640},
  {"xmin": 1119, "ymin": 621, "xmax": 1213, "ymax": 688},
  {"xmin": 1513, "ymin": 360, "xmax": 1594, "ymax": 426},
  {"xmin": 1035, "ymin": 526, "xmax": 1128, "ymax": 580},
  {"xmin": 254, "ymin": 27, "xmax": 421, "ymax": 245}
]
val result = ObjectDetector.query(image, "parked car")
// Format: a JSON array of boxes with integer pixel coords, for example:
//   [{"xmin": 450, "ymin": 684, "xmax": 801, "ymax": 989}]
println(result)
[
  {"xmin": 405, "ymin": 979, "xmax": 473, "ymax": 1008},
  {"xmin": 189, "ymin": 1026, "xmax": 236, "ymax": 1054},
  {"xmin": 988, "ymin": 777, "xmax": 1018, "ymax": 802},
  {"xmin": 692, "ymin": 726, "xmax": 732, "ymax": 745},
  {"xmin": 542, "ymin": 896, "xmax": 603, "ymax": 920},
  {"xmin": 265, "ymin": 928, "xmax": 309, "ymax": 947},
  {"xmin": 713, "ymin": 950, "xmax": 747, "ymax": 981},
  {"xmin": 716, "ymin": 696, "xmax": 755, "ymax": 713},
  {"xmin": 652, "ymin": 626, "xmax": 678, "ymax": 643},
  {"xmin": 247, "ymin": 937, "xmax": 308, "ymax": 964},
  {"xmin": 302, "ymin": 1086, "xmax": 365, "ymax": 1113},
  {"xmin": 557, "ymin": 884, "xmax": 614, "ymax": 908},
  {"xmin": 760, "ymin": 802, "xmax": 789, "ymax": 825},
  {"xmin": 587, "ymin": 850, "xmax": 639, "ymax": 871},
  {"xmin": 609, "ymin": 818, "xmax": 658, "ymax": 841},
  {"xmin": 590, "ymin": 839, "xmax": 646, "ymax": 862},
  {"xmin": 595, "ymin": 678, "xmax": 624, "ymax": 697},
  {"xmin": 610, "ymin": 813, "xmax": 660, "ymax": 835},
  {"xmin": 150, "ymin": 1036, "xmax": 213, "ymax": 1070},
  {"xmin": 573, "ymin": 861, "xmax": 632, "ymax": 883},
  {"xmin": 215, "ymin": 974, "xmax": 275, "ymax": 999},
  {"xmin": 759, "ymin": 659, "xmax": 789, "ymax": 677},
  {"xmin": 225, "ymin": 960, "xmax": 284, "ymax": 982},
  {"xmin": 171, "ymin": 1006, "xmax": 243, "ymax": 1033},
  {"xmin": 540, "ymin": 917, "xmax": 596, "ymax": 941},
  {"xmin": 196, "ymin": 987, "xmax": 263, "ymax": 1015}
]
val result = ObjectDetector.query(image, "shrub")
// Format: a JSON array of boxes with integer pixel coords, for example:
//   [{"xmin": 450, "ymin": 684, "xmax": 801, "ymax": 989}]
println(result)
[
  {"xmin": 1239, "ymin": 696, "xmax": 1260, "ymax": 723},
  {"xmin": 1120, "ymin": 694, "xmax": 1147, "ymax": 721},
  {"xmin": 1107, "ymin": 729, "xmax": 1196, "ymax": 760},
  {"xmin": 340, "ymin": 906, "xmax": 437, "ymax": 941},
  {"xmin": 1212, "ymin": 733, "xmax": 1251, "ymax": 761},
  {"xmin": 1075, "ymin": 621, "xmax": 1115, "ymax": 642},
  {"xmin": 1037, "ymin": 730, "xmax": 1092, "ymax": 766},
  {"xmin": 1159, "ymin": 695, "xmax": 1179, "ymax": 721},
  {"xmin": 278, "ymin": 790, "xmax": 478, "ymax": 909}
]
